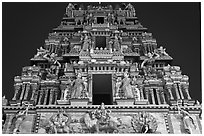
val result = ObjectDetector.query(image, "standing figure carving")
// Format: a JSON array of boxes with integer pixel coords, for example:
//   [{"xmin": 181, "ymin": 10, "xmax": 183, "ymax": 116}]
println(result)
[
  {"xmin": 131, "ymin": 77, "xmax": 140, "ymax": 100},
  {"xmin": 71, "ymin": 73, "xmax": 85, "ymax": 99},
  {"xmin": 81, "ymin": 77, "xmax": 89, "ymax": 98},
  {"xmin": 63, "ymin": 78, "xmax": 72, "ymax": 100},
  {"xmin": 113, "ymin": 34, "xmax": 121, "ymax": 51},
  {"xmin": 115, "ymin": 77, "xmax": 122, "ymax": 98},
  {"xmin": 121, "ymin": 72, "xmax": 134, "ymax": 98},
  {"xmin": 125, "ymin": 3, "xmax": 136, "ymax": 17},
  {"xmin": 11, "ymin": 103, "xmax": 30, "ymax": 134},
  {"xmin": 66, "ymin": 3, "xmax": 75, "ymax": 17},
  {"xmin": 82, "ymin": 34, "xmax": 91, "ymax": 51},
  {"xmin": 178, "ymin": 106, "xmax": 197, "ymax": 134}
]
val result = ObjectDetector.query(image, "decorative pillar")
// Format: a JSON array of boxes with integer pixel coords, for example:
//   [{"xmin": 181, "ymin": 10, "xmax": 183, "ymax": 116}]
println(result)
[
  {"xmin": 160, "ymin": 89, "xmax": 167, "ymax": 104},
  {"xmin": 54, "ymin": 90, "xmax": 58, "ymax": 104},
  {"xmin": 20, "ymin": 84, "xmax": 26, "ymax": 100},
  {"xmin": 145, "ymin": 88, "xmax": 149, "ymax": 102},
  {"xmin": 183, "ymin": 84, "xmax": 191, "ymax": 99},
  {"xmin": 139, "ymin": 85, "xmax": 144, "ymax": 100},
  {"xmin": 173, "ymin": 83, "xmax": 180, "ymax": 99},
  {"xmin": 60, "ymin": 84, "xmax": 66, "ymax": 100},
  {"xmin": 43, "ymin": 89, "xmax": 49, "ymax": 105},
  {"xmin": 37, "ymin": 90, "xmax": 43, "ymax": 105},
  {"xmin": 178, "ymin": 83, "xmax": 184, "ymax": 99},
  {"xmin": 150, "ymin": 88, "xmax": 155, "ymax": 104},
  {"xmin": 89, "ymin": 74, "xmax": 93, "ymax": 102},
  {"xmin": 156, "ymin": 89, "xmax": 161, "ymax": 105},
  {"xmin": 12, "ymin": 84, "xmax": 21, "ymax": 100},
  {"xmin": 49, "ymin": 89, "xmax": 54, "ymax": 105},
  {"xmin": 30, "ymin": 83, "xmax": 38, "ymax": 101},
  {"xmin": 23, "ymin": 83, "xmax": 30, "ymax": 100},
  {"xmin": 166, "ymin": 85, "xmax": 174, "ymax": 100}
]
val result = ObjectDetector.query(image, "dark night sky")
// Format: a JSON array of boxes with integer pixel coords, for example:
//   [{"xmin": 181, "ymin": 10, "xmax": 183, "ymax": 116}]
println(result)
[{"xmin": 2, "ymin": 2, "xmax": 201, "ymax": 102}]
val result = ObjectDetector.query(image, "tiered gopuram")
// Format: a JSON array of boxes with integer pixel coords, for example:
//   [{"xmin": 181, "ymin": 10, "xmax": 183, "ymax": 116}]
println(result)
[{"xmin": 2, "ymin": 3, "xmax": 202, "ymax": 134}]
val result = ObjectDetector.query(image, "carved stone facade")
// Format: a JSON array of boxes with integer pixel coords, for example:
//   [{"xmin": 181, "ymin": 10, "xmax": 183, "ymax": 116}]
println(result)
[{"xmin": 2, "ymin": 3, "xmax": 202, "ymax": 134}]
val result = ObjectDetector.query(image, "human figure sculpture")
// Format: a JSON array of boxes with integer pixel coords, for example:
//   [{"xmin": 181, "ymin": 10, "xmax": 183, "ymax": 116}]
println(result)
[
  {"xmin": 125, "ymin": 3, "xmax": 136, "ymax": 17},
  {"xmin": 34, "ymin": 46, "xmax": 49, "ymax": 58},
  {"xmin": 49, "ymin": 109, "xmax": 71, "ymax": 133},
  {"xmin": 81, "ymin": 77, "xmax": 89, "ymax": 98},
  {"xmin": 86, "ymin": 13, "xmax": 94, "ymax": 24},
  {"xmin": 66, "ymin": 3, "xmax": 75, "ymax": 17},
  {"xmin": 120, "ymin": 72, "xmax": 134, "ymax": 98},
  {"xmin": 82, "ymin": 34, "xmax": 91, "ymax": 51},
  {"xmin": 12, "ymin": 103, "xmax": 30, "ymax": 133},
  {"xmin": 115, "ymin": 77, "xmax": 122, "ymax": 97},
  {"xmin": 141, "ymin": 52, "xmax": 158, "ymax": 68},
  {"xmin": 178, "ymin": 106, "xmax": 197, "ymax": 134},
  {"xmin": 107, "ymin": 13, "xmax": 115, "ymax": 24},
  {"xmin": 43, "ymin": 53, "xmax": 61, "ymax": 75},
  {"xmin": 71, "ymin": 73, "xmax": 85, "ymax": 99},
  {"xmin": 113, "ymin": 35, "xmax": 121, "ymax": 51},
  {"xmin": 156, "ymin": 46, "xmax": 169, "ymax": 56},
  {"xmin": 108, "ymin": 40, "xmax": 113, "ymax": 51},
  {"xmin": 84, "ymin": 103, "xmax": 118, "ymax": 133},
  {"xmin": 131, "ymin": 77, "xmax": 141, "ymax": 100}
]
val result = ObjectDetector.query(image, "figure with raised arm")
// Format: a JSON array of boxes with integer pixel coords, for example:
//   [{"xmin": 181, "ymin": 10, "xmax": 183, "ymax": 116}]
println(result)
[{"xmin": 178, "ymin": 105, "xmax": 197, "ymax": 134}]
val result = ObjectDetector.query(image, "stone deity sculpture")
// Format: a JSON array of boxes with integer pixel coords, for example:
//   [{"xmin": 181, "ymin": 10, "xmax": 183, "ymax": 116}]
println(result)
[
  {"xmin": 131, "ymin": 77, "xmax": 140, "ymax": 100},
  {"xmin": 66, "ymin": 3, "xmax": 75, "ymax": 17},
  {"xmin": 113, "ymin": 35, "xmax": 121, "ymax": 51},
  {"xmin": 82, "ymin": 34, "xmax": 91, "ymax": 51},
  {"xmin": 120, "ymin": 72, "xmax": 134, "ymax": 98},
  {"xmin": 71, "ymin": 73, "xmax": 85, "ymax": 99},
  {"xmin": 178, "ymin": 106, "xmax": 197, "ymax": 134},
  {"xmin": 49, "ymin": 109, "xmax": 71, "ymax": 133},
  {"xmin": 12, "ymin": 104, "xmax": 30, "ymax": 133},
  {"xmin": 63, "ymin": 78, "xmax": 72, "ymax": 100},
  {"xmin": 43, "ymin": 53, "xmax": 61, "ymax": 75},
  {"xmin": 125, "ymin": 3, "xmax": 136, "ymax": 17},
  {"xmin": 115, "ymin": 77, "xmax": 122, "ymax": 98}
]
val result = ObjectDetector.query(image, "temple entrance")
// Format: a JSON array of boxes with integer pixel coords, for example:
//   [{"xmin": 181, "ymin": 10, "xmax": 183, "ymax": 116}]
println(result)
[
  {"xmin": 92, "ymin": 74, "xmax": 113, "ymax": 105},
  {"xmin": 95, "ymin": 36, "xmax": 106, "ymax": 49},
  {"xmin": 97, "ymin": 17, "xmax": 104, "ymax": 24}
]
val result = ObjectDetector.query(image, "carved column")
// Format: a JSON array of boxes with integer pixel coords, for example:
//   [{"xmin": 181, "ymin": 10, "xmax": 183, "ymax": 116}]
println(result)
[
  {"xmin": 156, "ymin": 89, "xmax": 161, "ymax": 105},
  {"xmin": 160, "ymin": 89, "xmax": 167, "ymax": 104},
  {"xmin": 49, "ymin": 89, "xmax": 54, "ymax": 105},
  {"xmin": 173, "ymin": 83, "xmax": 180, "ymax": 99},
  {"xmin": 145, "ymin": 88, "xmax": 149, "ymax": 102},
  {"xmin": 178, "ymin": 83, "xmax": 184, "ymax": 99},
  {"xmin": 20, "ymin": 84, "xmax": 26, "ymax": 100},
  {"xmin": 43, "ymin": 89, "xmax": 49, "ymax": 105},
  {"xmin": 37, "ymin": 90, "xmax": 43, "ymax": 105},
  {"xmin": 183, "ymin": 84, "xmax": 191, "ymax": 99},
  {"xmin": 139, "ymin": 85, "xmax": 144, "ymax": 100},
  {"xmin": 23, "ymin": 83, "xmax": 30, "ymax": 100},
  {"xmin": 54, "ymin": 90, "xmax": 58, "ymax": 104},
  {"xmin": 12, "ymin": 84, "xmax": 21, "ymax": 100},
  {"xmin": 166, "ymin": 85, "xmax": 174, "ymax": 100},
  {"xmin": 150, "ymin": 88, "xmax": 155, "ymax": 104},
  {"xmin": 89, "ymin": 74, "xmax": 93, "ymax": 102},
  {"xmin": 30, "ymin": 83, "xmax": 38, "ymax": 101},
  {"xmin": 60, "ymin": 84, "xmax": 66, "ymax": 100}
]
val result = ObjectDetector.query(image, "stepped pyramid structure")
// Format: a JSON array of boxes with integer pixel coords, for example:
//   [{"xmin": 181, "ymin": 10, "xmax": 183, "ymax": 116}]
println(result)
[{"xmin": 2, "ymin": 3, "xmax": 202, "ymax": 134}]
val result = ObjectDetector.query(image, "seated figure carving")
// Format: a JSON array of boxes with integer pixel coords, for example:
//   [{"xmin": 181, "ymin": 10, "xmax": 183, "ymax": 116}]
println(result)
[{"xmin": 49, "ymin": 109, "xmax": 71, "ymax": 133}]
